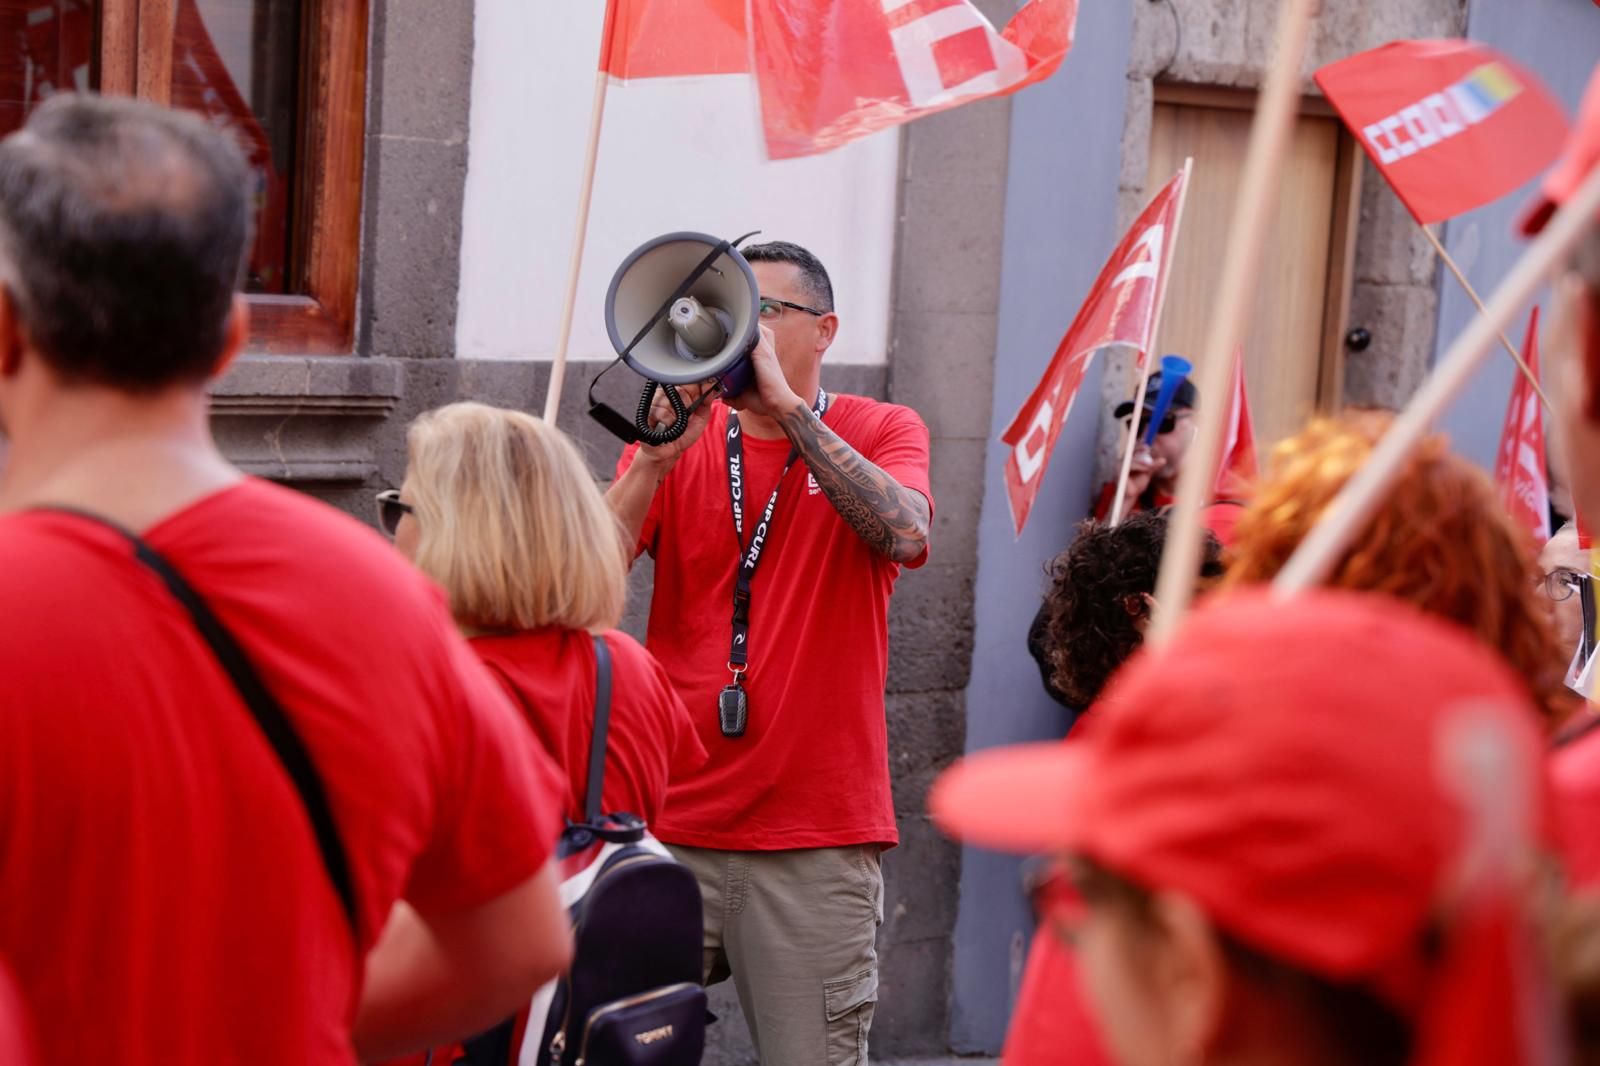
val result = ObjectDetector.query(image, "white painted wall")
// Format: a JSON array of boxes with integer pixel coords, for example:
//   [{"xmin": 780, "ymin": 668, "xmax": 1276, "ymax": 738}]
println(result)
[{"xmin": 456, "ymin": 0, "xmax": 901, "ymax": 365}]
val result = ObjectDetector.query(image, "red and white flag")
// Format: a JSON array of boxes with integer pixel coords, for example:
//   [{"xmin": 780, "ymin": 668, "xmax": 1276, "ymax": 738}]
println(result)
[
  {"xmin": 1000, "ymin": 167, "xmax": 1189, "ymax": 536},
  {"xmin": 599, "ymin": 0, "xmax": 1078, "ymax": 159},
  {"xmin": 1214, "ymin": 349, "xmax": 1258, "ymax": 500},
  {"xmin": 1493, "ymin": 308, "xmax": 1551, "ymax": 545},
  {"xmin": 1314, "ymin": 40, "xmax": 1569, "ymax": 224}
]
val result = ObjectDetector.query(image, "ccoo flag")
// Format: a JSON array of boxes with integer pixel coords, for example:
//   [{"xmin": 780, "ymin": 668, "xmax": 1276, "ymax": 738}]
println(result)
[
  {"xmin": 1314, "ymin": 40, "xmax": 1569, "ymax": 224},
  {"xmin": 1493, "ymin": 308, "xmax": 1551, "ymax": 544},
  {"xmin": 1000, "ymin": 167, "xmax": 1188, "ymax": 537},
  {"xmin": 598, "ymin": 0, "xmax": 1078, "ymax": 159}
]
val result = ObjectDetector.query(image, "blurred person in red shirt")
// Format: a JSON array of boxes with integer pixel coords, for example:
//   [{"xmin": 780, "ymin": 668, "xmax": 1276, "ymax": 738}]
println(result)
[
  {"xmin": 0, "ymin": 95, "xmax": 571, "ymax": 1065},
  {"xmin": 936, "ymin": 590, "xmax": 1560, "ymax": 1066}
]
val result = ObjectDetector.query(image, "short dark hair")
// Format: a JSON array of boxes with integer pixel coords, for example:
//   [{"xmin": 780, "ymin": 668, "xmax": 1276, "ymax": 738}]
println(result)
[
  {"xmin": 0, "ymin": 93, "xmax": 252, "ymax": 391},
  {"xmin": 742, "ymin": 240, "xmax": 834, "ymax": 312},
  {"xmin": 1042, "ymin": 510, "xmax": 1222, "ymax": 708}
]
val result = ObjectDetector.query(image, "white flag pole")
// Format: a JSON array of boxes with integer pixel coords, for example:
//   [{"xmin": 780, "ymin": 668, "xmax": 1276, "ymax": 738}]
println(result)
[
  {"xmin": 1148, "ymin": 0, "xmax": 1317, "ymax": 645},
  {"xmin": 1272, "ymin": 164, "xmax": 1600, "ymax": 597},
  {"xmin": 1109, "ymin": 157, "xmax": 1194, "ymax": 526}
]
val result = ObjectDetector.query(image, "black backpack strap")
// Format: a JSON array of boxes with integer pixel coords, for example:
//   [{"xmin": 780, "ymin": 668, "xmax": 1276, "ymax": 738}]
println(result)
[
  {"xmin": 46, "ymin": 507, "xmax": 359, "ymax": 940},
  {"xmin": 584, "ymin": 634, "xmax": 614, "ymax": 825}
]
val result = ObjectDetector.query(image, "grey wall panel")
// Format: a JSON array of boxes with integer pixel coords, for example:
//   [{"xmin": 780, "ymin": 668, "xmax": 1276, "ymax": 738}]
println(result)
[
  {"xmin": 1433, "ymin": 0, "xmax": 1597, "ymax": 471},
  {"xmin": 948, "ymin": 0, "xmax": 1134, "ymax": 1052}
]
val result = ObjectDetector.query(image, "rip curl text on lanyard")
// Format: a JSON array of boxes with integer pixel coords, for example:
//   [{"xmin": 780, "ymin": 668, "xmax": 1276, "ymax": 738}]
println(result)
[{"xmin": 723, "ymin": 390, "xmax": 829, "ymax": 675}]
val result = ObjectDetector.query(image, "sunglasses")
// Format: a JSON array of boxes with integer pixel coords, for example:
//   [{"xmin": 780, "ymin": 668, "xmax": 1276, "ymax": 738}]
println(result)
[
  {"xmin": 375, "ymin": 489, "xmax": 413, "ymax": 537},
  {"xmin": 1119, "ymin": 410, "xmax": 1183, "ymax": 436}
]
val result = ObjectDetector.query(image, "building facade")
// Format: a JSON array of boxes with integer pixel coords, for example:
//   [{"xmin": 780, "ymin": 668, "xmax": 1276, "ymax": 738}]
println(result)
[{"xmin": 17, "ymin": 0, "xmax": 1590, "ymax": 1060}]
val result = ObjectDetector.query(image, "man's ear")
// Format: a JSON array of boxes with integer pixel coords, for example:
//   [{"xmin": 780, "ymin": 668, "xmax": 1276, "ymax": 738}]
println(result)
[
  {"xmin": 0, "ymin": 284, "xmax": 26, "ymax": 380},
  {"xmin": 815, "ymin": 311, "xmax": 839, "ymax": 354},
  {"xmin": 1147, "ymin": 890, "xmax": 1229, "ymax": 1063},
  {"xmin": 209, "ymin": 294, "xmax": 250, "ymax": 380}
]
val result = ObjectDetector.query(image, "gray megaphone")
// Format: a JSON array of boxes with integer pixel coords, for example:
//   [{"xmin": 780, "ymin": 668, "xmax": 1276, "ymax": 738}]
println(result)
[{"xmin": 590, "ymin": 230, "xmax": 761, "ymax": 445}]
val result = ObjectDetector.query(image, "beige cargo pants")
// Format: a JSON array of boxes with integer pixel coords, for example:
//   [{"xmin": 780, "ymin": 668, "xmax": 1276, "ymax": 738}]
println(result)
[{"xmin": 668, "ymin": 844, "xmax": 884, "ymax": 1066}]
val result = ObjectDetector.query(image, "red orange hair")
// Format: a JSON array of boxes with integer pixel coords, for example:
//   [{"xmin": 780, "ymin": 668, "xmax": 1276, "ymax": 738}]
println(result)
[{"xmin": 1223, "ymin": 411, "xmax": 1572, "ymax": 728}]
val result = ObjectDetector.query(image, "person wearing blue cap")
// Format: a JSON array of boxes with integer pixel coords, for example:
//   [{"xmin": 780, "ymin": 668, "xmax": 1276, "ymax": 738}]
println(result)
[{"xmin": 1092, "ymin": 370, "xmax": 1199, "ymax": 522}]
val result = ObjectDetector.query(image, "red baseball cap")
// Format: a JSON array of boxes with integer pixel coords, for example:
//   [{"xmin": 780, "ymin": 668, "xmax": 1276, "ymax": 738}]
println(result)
[
  {"xmin": 932, "ymin": 589, "xmax": 1558, "ymax": 1065},
  {"xmin": 1521, "ymin": 63, "xmax": 1600, "ymax": 236}
]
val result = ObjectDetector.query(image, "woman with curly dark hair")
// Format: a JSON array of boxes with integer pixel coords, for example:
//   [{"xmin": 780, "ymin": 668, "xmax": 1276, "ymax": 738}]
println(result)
[
  {"xmin": 1027, "ymin": 510, "xmax": 1224, "ymax": 716},
  {"xmin": 1009, "ymin": 511, "xmax": 1224, "ymax": 1066}
]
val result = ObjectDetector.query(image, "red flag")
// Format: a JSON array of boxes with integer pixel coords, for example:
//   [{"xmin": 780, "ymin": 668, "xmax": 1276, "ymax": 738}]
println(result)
[
  {"xmin": 1493, "ymin": 309, "xmax": 1551, "ymax": 544},
  {"xmin": 752, "ymin": 0, "xmax": 1077, "ymax": 159},
  {"xmin": 598, "ymin": 0, "xmax": 1077, "ymax": 159},
  {"xmin": 1214, "ymin": 349, "xmax": 1257, "ymax": 500},
  {"xmin": 1000, "ymin": 167, "xmax": 1189, "ymax": 537},
  {"xmin": 600, "ymin": 0, "xmax": 749, "ymax": 79},
  {"xmin": 1314, "ymin": 40, "xmax": 1569, "ymax": 224}
]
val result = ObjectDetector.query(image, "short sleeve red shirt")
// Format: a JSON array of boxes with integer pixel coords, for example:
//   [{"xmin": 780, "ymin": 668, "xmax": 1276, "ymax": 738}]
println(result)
[
  {"xmin": 0, "ymin": 480, "xmax": 565, "ymax": 1066},
  {"xmin": 0, "ymin": 964, "xmax": 33, "ymax": 1066},
  {"xmin": 471, "ymin": 627, "xmax": 707, "ymax": 827},
  {"xmin": 617, "ymin": 395, "xmax": 933, "ymax": 850}
]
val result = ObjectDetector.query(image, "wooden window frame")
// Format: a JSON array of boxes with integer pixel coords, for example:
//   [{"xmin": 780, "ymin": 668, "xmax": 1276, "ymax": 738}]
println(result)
[{"xmin": 101, "ymin": 0, "xmax": 368, "ymax": 353}]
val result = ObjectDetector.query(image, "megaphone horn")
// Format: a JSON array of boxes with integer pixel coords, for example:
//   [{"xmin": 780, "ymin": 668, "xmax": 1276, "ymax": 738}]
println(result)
[
  {"xmin": 1142, "ymin": 354, "xmax": 1193, "ymax": 446},
  {"xmin": 589, "ymin": 231, "xmax": 762, "ymax": 446}
]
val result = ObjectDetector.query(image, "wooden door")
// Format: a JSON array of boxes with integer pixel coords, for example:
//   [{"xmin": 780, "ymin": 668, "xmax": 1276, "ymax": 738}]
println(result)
[{"xmin": 1146, "ymin": 86, "xmax": 1361, "ymax": 450}]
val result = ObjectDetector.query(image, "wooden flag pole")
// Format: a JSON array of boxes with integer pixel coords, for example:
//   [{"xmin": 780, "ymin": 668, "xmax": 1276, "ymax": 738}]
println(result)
[
  {"xmin": 1147, "ymin": 0, "xmax": 1317, "ymax": 645},
  {"xmin": 1420, "ymin": 224, "xmax": 1553, "ymax": 412},
  {"xmin": 1110, "ymin": 156, "xmax": 1194, "ymax": 526},
  {"xmin": 1272, "ymin": 164, "xmax": 1600, "ymax": 597},
  {"xmin": 543, "ymin": 4, "xmax": 619, "ymax": 424}
]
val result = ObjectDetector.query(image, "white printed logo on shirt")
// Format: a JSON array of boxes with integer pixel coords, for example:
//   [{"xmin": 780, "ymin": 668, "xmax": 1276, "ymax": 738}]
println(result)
[{"xmin": 807, "ymin": 473, "xmax": 821, "ymax": 496}]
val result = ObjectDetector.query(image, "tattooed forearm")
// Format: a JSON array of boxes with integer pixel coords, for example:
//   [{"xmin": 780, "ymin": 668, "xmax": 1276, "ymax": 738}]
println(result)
[{"xmin": 778, "ymin": 401, "xmax": 930, "ymax": 563}]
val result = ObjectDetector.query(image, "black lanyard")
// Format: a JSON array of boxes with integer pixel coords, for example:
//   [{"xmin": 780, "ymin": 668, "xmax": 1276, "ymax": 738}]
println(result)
[{"xmin": 724, "ymin": 390, "xmax": 829, "ymax": 674}]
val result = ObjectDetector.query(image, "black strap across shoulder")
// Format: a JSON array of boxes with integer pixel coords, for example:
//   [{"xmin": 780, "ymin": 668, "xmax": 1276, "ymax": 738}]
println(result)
[
  {"xmin": 45, "ymin": 507, "xmax": 359, "ymax": 939},
  {"xmin": 584, "ymin": 634, "xmax": 614, "ymax": 825}
]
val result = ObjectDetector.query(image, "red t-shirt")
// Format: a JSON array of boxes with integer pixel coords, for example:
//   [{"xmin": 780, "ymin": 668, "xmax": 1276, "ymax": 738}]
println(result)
[
  {"xmin": 1551, "ymin": 721, "xmax": 1600, "ymax": 887},
  {"xmin": 0, "ymin": 479, "xmax": 566, "ymax": 1066},
  {"xmin": 618, "ymin": 395, "xmax": 932, "ymax": 850},
  {"xmin": 472, "ymin": 627, "xmax": 707, "ymax": 827},
  {"xmin": 0, "ymin": 964, "xmax": 33, "ymax": 1066}
]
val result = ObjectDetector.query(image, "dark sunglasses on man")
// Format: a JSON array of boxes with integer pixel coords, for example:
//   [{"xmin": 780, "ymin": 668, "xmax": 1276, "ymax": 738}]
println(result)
[
  {"xmin": 375, "ymin": 489, "xmax": 412, "ymax": 538},
  {"xmin": 1114, "ymin": 407, "xmax": 1181, "ymax": 437}
]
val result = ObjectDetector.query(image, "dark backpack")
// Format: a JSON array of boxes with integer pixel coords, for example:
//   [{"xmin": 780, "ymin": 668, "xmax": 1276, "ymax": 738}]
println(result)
[{"xmin": 460, "ymin": 636, "xmax": 706, "ymax": 1066}]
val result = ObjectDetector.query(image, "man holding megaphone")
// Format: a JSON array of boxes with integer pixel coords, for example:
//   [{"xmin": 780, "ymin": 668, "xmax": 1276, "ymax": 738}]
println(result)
[{"xmin": 607, "ymin": 240, "xmax": 932, "ymax": 1065}]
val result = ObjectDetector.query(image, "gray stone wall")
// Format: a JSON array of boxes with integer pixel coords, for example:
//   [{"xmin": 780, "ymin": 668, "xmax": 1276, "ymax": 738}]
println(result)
[{"xmin": 1096, "ymin": 0, "xmax": 1468, "ymax": 478}]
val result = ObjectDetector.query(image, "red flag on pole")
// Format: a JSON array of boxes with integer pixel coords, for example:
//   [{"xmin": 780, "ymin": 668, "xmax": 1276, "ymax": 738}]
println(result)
[
  {"xmin": 600, "ymin": 0, "xmax": 749, "ymax": 79},
  {"xmin": 1000, "ymin": 167, "xmax": 1189, "ymax": 537},
  {"xmin": 1214, "ymin": 349, "xmax": 1258, "ymax": 499},
  {"xmin": 598, "ymin": 0, "xmax": 1078, "ymax": 158},
  {"xmin": 1313, "ymin": 40, "xmax": 1569, "ymax": 224},
  {"xmin": 751, "ymin": 0, "xmax": 1077, "ymax": 159},
  {"xmin": 1493, "ymin": 308, "xmax": 1551, "ymax": 544}
]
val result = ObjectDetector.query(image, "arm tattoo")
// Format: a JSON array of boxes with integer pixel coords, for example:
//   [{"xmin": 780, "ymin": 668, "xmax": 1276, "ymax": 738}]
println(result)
[{"xmin": 778, "ymin": 402, "xmax": 930, "ymax": 563}]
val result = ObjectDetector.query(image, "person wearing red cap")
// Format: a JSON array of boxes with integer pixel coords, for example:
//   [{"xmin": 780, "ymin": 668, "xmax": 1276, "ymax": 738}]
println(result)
[{"xmin": 933, "ymin": 590, "xmax": 1561, "ymax": 1066}]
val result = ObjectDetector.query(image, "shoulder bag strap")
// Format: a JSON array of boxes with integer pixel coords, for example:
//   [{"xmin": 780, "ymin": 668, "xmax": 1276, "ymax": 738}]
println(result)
[
  {"xmin": 584, "ymin": 633, "xmax": 614, "ymax": 826},
  {"xmin": 47, "ymin": 508, "xmax": 359, "ymax": 939}
]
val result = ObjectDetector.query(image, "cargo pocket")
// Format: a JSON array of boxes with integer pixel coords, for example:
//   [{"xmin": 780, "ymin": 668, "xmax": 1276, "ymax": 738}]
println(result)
[{"xmin": 823, "ymin": 967, "xmax": 878, "ymax": 1066}]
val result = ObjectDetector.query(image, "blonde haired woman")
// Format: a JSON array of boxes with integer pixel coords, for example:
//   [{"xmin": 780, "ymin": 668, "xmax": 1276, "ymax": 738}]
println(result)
[{"xmin": 382, "ymin": 402, "xmax": 705, "ymax": 831}]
